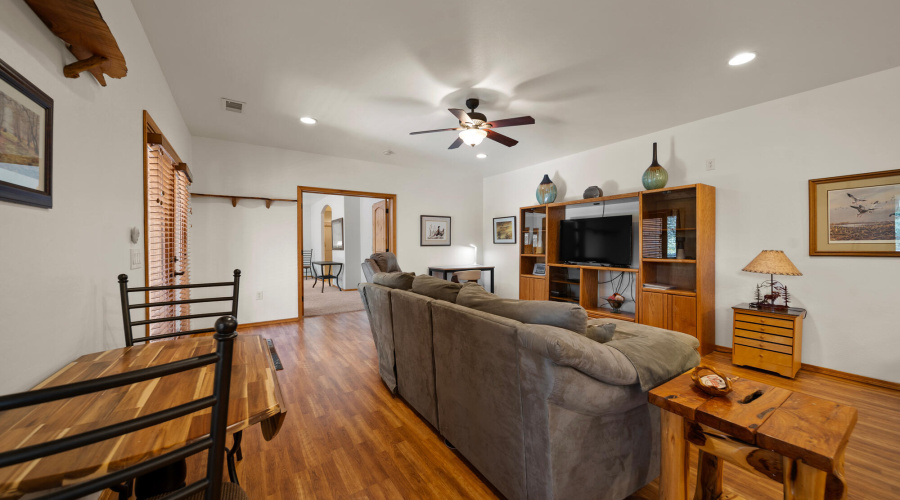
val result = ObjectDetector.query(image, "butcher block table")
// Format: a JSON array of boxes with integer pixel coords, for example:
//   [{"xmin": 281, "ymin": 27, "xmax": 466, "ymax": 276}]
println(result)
[
  {"xmin": 0, "ymin": 335, "xmax": 286, "ymax": 499},
  {"xmin": 649, "ymin": 370, "xmax": 857, "ymax": 500}
]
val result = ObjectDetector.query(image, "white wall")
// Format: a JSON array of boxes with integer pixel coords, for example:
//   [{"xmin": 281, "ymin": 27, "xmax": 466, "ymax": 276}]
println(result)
[
  {"xmin": 189, "ymin": 136, "xmax": 484, "ymax": 320},
  {"xmin": 484, "ymin": 66, "xmax": 900, "ymax": 383},
  {"xmin": 0, "ymin": 0, "xmax": 191, "ymax": 393}
]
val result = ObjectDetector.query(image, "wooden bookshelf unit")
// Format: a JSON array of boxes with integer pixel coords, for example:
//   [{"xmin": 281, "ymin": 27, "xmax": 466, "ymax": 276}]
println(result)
[{"xmin": 518, "ymin": 184, "xmax": 716, "ymax": 354}]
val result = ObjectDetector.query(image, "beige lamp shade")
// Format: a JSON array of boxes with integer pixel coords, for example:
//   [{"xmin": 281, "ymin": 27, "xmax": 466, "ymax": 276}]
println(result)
[{"xmin": 742, "ymin": 250, "xmax": 802, "ymax": 276}]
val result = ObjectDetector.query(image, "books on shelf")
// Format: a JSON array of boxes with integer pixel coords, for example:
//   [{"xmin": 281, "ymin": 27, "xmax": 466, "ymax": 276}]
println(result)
[{"xmin": 643, "ymin": 283, "xmax": 676, "ymax": 290}]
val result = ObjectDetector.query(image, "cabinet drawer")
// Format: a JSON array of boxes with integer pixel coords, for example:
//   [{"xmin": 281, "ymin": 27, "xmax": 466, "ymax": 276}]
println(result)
[
  {"xmin": 733, "ymin": 343, "xmax": 793, "ymax": 368},
  {"xmin": 733, "ymin": 328, "xmax": 793, "ymax": 346},
  {"xmin": 734, "ymin": 320, "xmax": 793, "ymax": 337},
  {"xmin": 734, "ymin": 313, "xmax": 794, "ymax": 330},
  {"xmin": 734, "ymin": 337, "xmax": 792, "ymax": 355}
]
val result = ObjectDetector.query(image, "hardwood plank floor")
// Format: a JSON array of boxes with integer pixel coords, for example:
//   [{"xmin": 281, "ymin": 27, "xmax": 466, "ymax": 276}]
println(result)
[{"xmin": 188, "ymin": 312, "xmax": 899, "ymax": 499}]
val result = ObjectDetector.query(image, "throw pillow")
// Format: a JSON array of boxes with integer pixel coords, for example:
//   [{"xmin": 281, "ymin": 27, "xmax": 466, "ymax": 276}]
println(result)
[
  {"xmin": 584, "ymin": 320, "xmax": 616, "ymax": 343},
  {"xmin": 373, "ymin": 272, "xmax": 415, "ymax": 290},
  {"xmin": 411, "ymin": 274, "xmax": 464, "ymax": 302},
  {"xmin": 456, "ymin": 284, "xmax": 587, "ymax": 334}
]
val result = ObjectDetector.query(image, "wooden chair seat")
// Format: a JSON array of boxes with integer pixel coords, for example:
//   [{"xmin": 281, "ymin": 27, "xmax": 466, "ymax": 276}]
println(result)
[{"xmin": 452, "ymin": 270, "xmax": 482, "ymax": 283}]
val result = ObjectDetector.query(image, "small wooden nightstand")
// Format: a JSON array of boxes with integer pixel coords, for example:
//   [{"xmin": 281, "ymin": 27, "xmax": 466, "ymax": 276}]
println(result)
[{"xmin": 732, "ymin": 303, "xmax": 807, "ymax": 378}]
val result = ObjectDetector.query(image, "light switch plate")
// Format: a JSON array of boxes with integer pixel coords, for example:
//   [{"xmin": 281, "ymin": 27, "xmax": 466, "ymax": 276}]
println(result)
[{"xmin": 130, "ymin": 249, "xmax": 142, "ymax": 270}]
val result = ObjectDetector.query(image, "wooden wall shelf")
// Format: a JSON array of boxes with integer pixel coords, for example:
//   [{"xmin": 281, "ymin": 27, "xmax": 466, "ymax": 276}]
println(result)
[
  {"xmin": 25, "ymin": 0, "xmax": 127, "ymax": 86},
  {"xmin": 191, "ymin": 193, "xmax": 297, "ymax": 209}
]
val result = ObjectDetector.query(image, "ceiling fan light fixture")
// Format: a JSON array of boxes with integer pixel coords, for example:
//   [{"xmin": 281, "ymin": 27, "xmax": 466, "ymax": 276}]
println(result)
[{"xmin": 459, "ymin": 128, "xmax": 488, "ymax": 147}]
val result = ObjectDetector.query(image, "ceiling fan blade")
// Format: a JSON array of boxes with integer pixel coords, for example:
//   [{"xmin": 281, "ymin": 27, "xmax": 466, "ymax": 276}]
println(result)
[
  {"xmin": 486, "ymin": 130, "xmax": 518, "ymax": 147},
  {"xmin": 449, "ymin": 108, "xmax": 474, "ymax": 125},
  {"xmin": 487, "ymin": 116, "xmax": 535, "ymax": 128},
  {"xmin": 409, "ymin": 127, "xmax": 463, "ymax": 135},
  {"xmin": 448, "ymin": 137, "xmax": 464, "ymax": 149}
]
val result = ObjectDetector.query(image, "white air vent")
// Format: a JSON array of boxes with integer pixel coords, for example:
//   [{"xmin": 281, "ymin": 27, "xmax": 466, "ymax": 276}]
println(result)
[{"xmin": 221, "ymin": 98, "xmax": 245, "ymax": 113}]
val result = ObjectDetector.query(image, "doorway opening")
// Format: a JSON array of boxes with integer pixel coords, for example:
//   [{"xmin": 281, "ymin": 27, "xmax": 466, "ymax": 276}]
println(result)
[{"xmin": 297, "ymin": 187, "xmax": 397, "ymax": 317}]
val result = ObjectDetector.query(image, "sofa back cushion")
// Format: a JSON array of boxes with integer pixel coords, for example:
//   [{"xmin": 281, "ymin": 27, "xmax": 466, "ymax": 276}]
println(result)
[
  {"xmin": 358, "ymin": 283, "xmax": 398, "ymax": 392},
  {"xmin": 431, "ymin": 301, "xmax": 527, "ymax": 500},
  {"xmin": 389, "ymin": 290, "xmax": 439, "ymax": 428},
  {"xmin": 370, "ymin": 252, "xmax": 401, "ymax": 273},
  {"xmin": 373, "ymin": 271, "xmax": 415, "ymax": 290},
  {"xmin": 411, "ymin": 274, "xmax": 464, "ymax": 303},
  {"xmin": 456, "ymin": 283, "xmax": 587, "ymax": 334}
]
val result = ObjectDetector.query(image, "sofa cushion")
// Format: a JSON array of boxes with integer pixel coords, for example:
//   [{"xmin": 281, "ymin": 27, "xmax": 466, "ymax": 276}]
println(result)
[
  {"xmin": 373, "ymin": 271, "xmax": 415, "ymax": 290},
  {"xmin": 411, "ymin": 274, "xmax": 464, "ymax": 303},
  {"xmin": 456, "ymin": 283, "xmax": 587, "ymax": 334},
  {"xmin": 370, "ymin": 252, "xmax": 401, "ymax": 273},
  {"xmin": 602, "ymin": 319, "xmax": 701, "ymax": 391},
  {"xmin": 584, "ymin": 320, "xmax": 616, "ymax": 343}
]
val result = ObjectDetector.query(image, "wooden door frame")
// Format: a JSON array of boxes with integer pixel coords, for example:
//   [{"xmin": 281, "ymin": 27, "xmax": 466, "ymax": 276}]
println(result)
[{"xmin": 297, "ymin": 186, "xmax": 397, "ymax": 317}]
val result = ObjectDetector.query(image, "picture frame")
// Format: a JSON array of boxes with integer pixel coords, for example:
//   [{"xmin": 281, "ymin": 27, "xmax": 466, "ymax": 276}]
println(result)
[
  {"xmin": 0, "ymin": 57, "xmax": 53, "ymax": 208},
  {"xmin": 493, "ymin": 216, "xmax": 516, "ymax": 244},
  {"xmin": 420, "ymin": 215, "xmax": 451, "ymax": 246},
  {"xmin": 331, "ymin": 217, "xmax": 344, "ymax": 250},
  {"xmin": 809, "ymin": 169, "xmax": 900, "ymax": 257}
]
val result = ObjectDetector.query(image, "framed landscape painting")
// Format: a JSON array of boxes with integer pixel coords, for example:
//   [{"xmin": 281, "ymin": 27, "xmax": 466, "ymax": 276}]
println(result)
[
  {"xmin": 420, "ymin": 215, "xmax": 451, "ymax": 246},
  {"xmin": 493, "ymin": 216, "xmax": 516, "ymax": 244},
  {"xmin": 809, "ymin": 169, "xmax": 900, "ymax": 257},
  {"xmin": 0, "ymin": 58, "xmax": 53, "ymax": 208}
]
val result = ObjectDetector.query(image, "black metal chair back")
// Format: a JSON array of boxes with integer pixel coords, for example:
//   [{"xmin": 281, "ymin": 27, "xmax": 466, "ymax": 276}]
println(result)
[
  {"xmin": 302, "ymin": 250, "xmax": 314, "ymax": 279},
  {"xmin": 119, "ymin": 270, "xmax": 241, "ymax": 347},
  {"xmin": 0, "ymin": 316, "xmax": 240, "ymax": 500}
]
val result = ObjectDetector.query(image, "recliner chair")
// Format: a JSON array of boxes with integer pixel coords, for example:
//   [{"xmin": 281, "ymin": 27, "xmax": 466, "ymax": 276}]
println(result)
[{"xmin": 362, "ymin": 251, "xmax": 402, "ymax": 282}]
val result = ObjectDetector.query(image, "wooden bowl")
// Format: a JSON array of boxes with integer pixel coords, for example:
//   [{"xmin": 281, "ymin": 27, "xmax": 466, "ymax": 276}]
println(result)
[{"xmin": 691, "ymin": 365, "xmax": 733, "ymax": 396}]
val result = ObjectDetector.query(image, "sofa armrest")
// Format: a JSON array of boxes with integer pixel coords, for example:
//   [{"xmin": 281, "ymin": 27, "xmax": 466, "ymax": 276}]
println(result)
[{"xmin": 517, "ymin": 323, "xmax": 639, "ymax": 386}]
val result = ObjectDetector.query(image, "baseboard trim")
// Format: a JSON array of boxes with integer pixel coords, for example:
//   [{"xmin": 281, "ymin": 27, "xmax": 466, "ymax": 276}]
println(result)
[
  {"xmin": 237, "ymin": 317, "xmax": 299, "ymax": 329},
  {"xmin": 713, "ymin": 345, "xmax": 899, "ymax": 391}
]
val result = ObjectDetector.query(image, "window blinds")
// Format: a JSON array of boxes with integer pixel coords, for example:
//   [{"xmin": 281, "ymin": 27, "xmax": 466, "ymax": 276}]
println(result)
[{"xmin": 146, "ymin": 143, "xmax": 191, "ymax": 337}]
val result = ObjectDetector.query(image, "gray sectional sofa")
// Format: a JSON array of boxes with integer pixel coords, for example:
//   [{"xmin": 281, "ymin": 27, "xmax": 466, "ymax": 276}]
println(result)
[{"xmin": 358, "ymin": 273, "xmax": 700, "ymax": 500}]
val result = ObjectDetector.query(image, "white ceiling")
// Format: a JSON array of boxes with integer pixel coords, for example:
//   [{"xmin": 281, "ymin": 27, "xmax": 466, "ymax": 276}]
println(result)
[{"xmin": 132, "ymin": 0, "xmax": 900, "ymax": 177}]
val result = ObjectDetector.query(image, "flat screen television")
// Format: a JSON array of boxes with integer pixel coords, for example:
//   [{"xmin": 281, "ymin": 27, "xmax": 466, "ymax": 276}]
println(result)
[{"xmin": 559, "ymin": 215, "xmax": 633, "ymax": 266}]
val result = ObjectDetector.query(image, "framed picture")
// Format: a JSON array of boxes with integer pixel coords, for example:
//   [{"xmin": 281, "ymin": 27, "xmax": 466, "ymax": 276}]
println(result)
[
  {"xmin": 420, "ymin": 215, "xmax": 451, "ymax": 246},
  {"xmin": 331, "ymin": 217, "xmax": 344, "ymax": 250},
  {"xmin": 809, "ymin": 169, "xmax": 900, "ymax": 257},
  {"xmin": 493, "ymin": 216, "xmax": 516, "ymax": 244},
  {"xmin": 0, "ymin": 58, "xmax": 53, "ymax": 208}
]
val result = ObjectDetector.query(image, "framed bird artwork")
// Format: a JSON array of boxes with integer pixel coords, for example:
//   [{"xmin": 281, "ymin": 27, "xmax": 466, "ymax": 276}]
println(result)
[{"xmin": 809, "ymin": 169, "xmax": 900, "ymax": 257}]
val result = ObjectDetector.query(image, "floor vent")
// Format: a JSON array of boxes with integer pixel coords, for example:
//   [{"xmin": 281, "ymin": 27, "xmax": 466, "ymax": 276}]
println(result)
[{"xmin": 221, "ymin": 98, "xmax": 245, "ymax": 113}]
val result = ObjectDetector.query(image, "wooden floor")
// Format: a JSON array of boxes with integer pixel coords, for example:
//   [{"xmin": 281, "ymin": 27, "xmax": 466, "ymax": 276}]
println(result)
[{"xmin": 189, "ymin": 312, "xmax": 900, "ymax": 499}]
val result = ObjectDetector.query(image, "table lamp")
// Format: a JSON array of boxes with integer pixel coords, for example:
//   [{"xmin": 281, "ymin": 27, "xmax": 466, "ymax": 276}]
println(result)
[{"xmin": 742, "ymin": 250, "xmax": 802, "ymax": 310}]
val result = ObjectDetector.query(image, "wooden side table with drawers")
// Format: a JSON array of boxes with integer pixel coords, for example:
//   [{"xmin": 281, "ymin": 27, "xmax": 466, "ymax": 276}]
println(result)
[{"xmin": 731, "ymin": 303, "xmax": 807, "ymax": 378}]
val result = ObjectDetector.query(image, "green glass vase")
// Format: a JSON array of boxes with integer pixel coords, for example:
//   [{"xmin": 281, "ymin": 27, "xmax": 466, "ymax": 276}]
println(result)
[
  {"xmin": 536, "ymin": 174, "xmax": 557, "ymax": 204},
  {"xmin": 642, "ymin": 142, "xmax": 668, "ymax": 190}
]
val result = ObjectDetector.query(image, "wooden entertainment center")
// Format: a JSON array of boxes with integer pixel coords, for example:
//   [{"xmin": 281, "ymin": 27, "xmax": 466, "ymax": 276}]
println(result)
[{"xmin": 519, "ymin": 184, "xmax": 716, "ymax": 354}]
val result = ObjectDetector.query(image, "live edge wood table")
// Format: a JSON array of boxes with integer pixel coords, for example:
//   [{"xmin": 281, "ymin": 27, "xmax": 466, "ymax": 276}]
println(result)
[
  {"xmin": 0, "ymin": 335, "xmax": 287, "ymax": 499},
  {"xmin": 649, "ymin": 370, "xmax": 857, "ymax": 500}
]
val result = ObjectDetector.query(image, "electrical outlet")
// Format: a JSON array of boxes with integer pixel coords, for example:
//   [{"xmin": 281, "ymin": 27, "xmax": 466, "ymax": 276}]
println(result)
[
  {"xmin": 130, "ymin": 249, "xmax": 142, "ymax": 270},
  {"xmin": 706, "ymin": 159, "xmax": 716, "ymax": 171},
  {"xmin": 256, "ymin": 291, "xmax": 264, "ymax": 300}
]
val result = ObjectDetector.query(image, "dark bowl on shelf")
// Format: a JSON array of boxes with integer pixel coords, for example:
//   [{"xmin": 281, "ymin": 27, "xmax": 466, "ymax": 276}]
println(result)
[{"xmin": 606, "ymin": 298, "xmax": 625, "ymax": 311}]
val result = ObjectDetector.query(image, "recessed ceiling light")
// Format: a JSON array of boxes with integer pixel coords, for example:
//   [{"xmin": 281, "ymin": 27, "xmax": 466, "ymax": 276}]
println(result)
[
  {"xmin": 728, "ymin": 52, "xmax": 756, "ymax": 66},
  {"xmin": 476, "ymin": 153, "xmax": 488, "ymax": 159},
  {"xmin": 300, "ymin": 116, "xmax": 317, "ymax": 125}
]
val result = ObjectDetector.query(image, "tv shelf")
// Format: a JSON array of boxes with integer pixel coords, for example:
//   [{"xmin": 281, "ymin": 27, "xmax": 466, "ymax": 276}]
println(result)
[{"xmin": 518, "ymin": 183, "xmax": 715, "ymax": 353}]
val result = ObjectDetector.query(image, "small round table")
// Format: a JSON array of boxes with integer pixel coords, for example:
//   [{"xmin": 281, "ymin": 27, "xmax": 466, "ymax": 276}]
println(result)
[{"xmin": 312, "ymin": 261, "xmax": 344, "ymax": 292}]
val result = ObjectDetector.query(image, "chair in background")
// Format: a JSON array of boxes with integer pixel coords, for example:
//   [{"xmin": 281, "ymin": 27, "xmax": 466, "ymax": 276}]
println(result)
[
  {"xmin": 0, "ymin": 316, "xmax": 248, "ymax": 500},
  {"xmin": 302, "ymin": 249, "xmax": 313, "ymax": 280},
  {"xmin": 118, "ymin": 270, "xmax": 244, "ymax": 485},
  {"xmin": 361, "ymin": 251, "xmax": 402, "ymax": 282},
  {"xmin": 451, "ymin": 270, "xmax": 482, "ymax": 284}
]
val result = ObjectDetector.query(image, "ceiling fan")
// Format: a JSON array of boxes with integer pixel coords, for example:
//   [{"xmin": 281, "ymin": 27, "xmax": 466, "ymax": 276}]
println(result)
[{"xmin": 410, "ymin": 98, "xmax": 535, "ymax": 149}]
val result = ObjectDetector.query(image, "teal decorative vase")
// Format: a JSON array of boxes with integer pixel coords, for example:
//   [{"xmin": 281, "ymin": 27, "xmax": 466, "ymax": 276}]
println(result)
[
  {"xmin": 536, "ymin": 174, "xmax": 557, "ymax": 204},
  {"xmin": 642, "ymin": 142, "xmax": 668, "ymax": 190}
]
